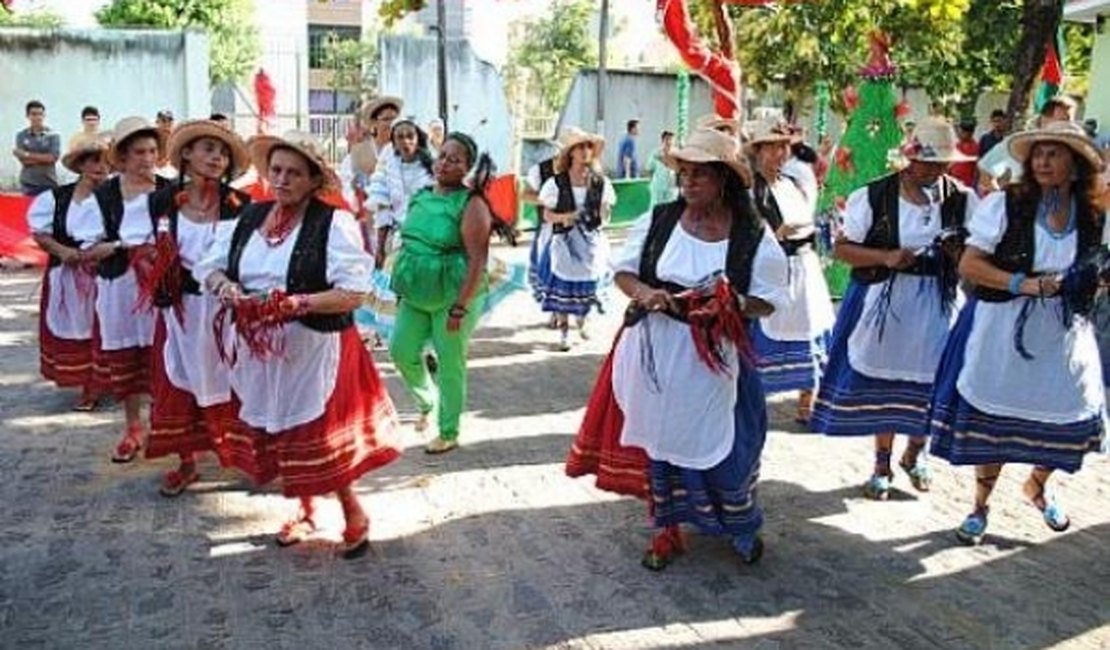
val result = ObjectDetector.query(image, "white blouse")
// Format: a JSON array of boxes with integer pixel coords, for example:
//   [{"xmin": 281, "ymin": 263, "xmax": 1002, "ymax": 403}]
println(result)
[
  {"xmin": 957, "ymin": 191, "xmax": 1105, "ymax": 423},
  {"xmin": 28, "ymin": 189, "xmax": 101, "ymax": 340},
  {"xmin": 27, "ymin": 189, "xmax": 104, "ymax": 244},
  {"xmin": 538, "ymin": 176, "xmax": 617, "ymax": 214},
  {"xmin": 613, "ymin": 214, "xmax": 788, "ymax": 469}
]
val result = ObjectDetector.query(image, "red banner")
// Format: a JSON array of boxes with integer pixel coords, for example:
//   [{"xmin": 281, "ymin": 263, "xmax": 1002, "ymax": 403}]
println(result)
[{"xmin": 0, "ymin": 193, "xmax": 46, "ymax": 267}]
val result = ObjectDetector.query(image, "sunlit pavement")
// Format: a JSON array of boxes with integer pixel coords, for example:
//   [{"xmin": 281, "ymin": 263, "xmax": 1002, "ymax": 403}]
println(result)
[{"xmin": 1, "ymin": 249, "xmax": 1108, "ymax": 649}]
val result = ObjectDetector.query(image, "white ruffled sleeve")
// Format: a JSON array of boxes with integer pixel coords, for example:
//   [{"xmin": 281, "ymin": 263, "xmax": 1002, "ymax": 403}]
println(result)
[
  {"xmin": 965, "ymin": 191, "xmax": 1008, "ymax": 254},
  {"xmin": 611, "ymin": 212, "xmax": 653, "ymax": 275},
  {"xmin": 747, "ymin": 224, "xmax": 790, "ymax": 312},
  {"xmin": 192, "ymin": 218, "xmax": 235, "ymax": 289},
  {"xmin": 601, "ymin": 177, "xmax": 617, "ymax": 208},
  {"xmin": 326, "ymin": 210, "xmax": 374, "ymax": 293},
  {"xmin": 26, "ymin": 189, "xmax": 56, "ymax": 235},
  {"xmin": 841, "ymin": 186, "xmax": 873, "ymax": 244},
  {"xmin": 538, "ymin": 177, "xmax": 559, "ymax": 210},
  {"xmin": 525, "ymin": 164, "xmax": 542, "ymax": 193}
]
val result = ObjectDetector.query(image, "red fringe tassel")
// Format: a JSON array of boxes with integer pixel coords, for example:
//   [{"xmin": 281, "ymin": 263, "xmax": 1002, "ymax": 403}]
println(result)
[
  {"xmin": 214, "ymin": 290, "xmax": 293, "ymax": 365},
  {"xmin": 679, "ymin": 277, "xmax": 754, "ymax": 375}
]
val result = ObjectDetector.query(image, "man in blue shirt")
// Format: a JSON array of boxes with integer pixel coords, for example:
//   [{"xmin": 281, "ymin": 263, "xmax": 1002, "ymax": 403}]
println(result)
[
  {"xmin": 977, "ymin": 109, "xmax": 1009, "ymax": 158},
  {"xmin": 617, "ymin": 119, "xmax": 639, "ymax": 179},
  {"xmin": 12, "ymin": 100, "xmax": 60, "ymax": 196}
]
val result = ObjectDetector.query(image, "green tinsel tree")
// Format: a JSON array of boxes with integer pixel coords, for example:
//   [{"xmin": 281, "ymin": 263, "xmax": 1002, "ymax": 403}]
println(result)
[{"xmin": 817, "ymin": 33, "xmax": 909, "ymax": 296}]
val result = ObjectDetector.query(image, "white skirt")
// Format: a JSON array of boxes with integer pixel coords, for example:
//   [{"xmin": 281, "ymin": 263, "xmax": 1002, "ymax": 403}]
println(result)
[
  {"xmin": 162, "ymin": 293, "xmax": 232, "ymax": 408},
  {"xmin": 759, "ymin": 248, "xmax": 835, "ymax": 342},
  {"xmin": 94, "ymin": 270, "xmax": 156, "ymax": 351}
]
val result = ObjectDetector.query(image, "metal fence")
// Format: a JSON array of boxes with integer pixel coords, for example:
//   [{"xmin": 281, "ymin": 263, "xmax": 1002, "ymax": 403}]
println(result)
[{"xmin": 227, "ymin": 112, "xmax": 358, "ymax": 164}]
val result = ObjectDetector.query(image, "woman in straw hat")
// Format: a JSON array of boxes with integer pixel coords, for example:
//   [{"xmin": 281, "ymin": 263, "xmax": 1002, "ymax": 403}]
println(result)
[
  {"xmin": 928, "ymin": 121, "xmax": 1107, "ymax": 544},
  {"xmin": 194, "ymin": 131, "xmax": 400, "ymax": 558},
  {"xmin": 810, "ymin": 117, "xmax": 978, "ymax": 500},
  {"xmin": 78, "ymin": 116, "xmax": 173, "ymax": 462},
  {"xmin": 140, "ymin": 120, "xmax": 253, "ymax": 497},
  {"xmin": 362, "ymin": 117, "xmax": 436, "ymax": 343},
  {"xmin": 27, "ymin": 135, "xmax": 111, "ymax": 410},
  {"xmin": 747, "ymin": 119, "xmax": 835, "ymax": 424},
  {"xmin": 537, "ymin": 126, "xmax": 616, "ymax": 351},
  {"xmin": 566, "ymin": 128, "xmax": 788, "ymax": 568},
  {"xmin": 389, "ymin": 132, "xmax": 514, "ymax": 454}
]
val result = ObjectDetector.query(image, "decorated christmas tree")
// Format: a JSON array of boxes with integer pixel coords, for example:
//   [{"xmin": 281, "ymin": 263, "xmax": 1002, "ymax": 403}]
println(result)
[{"xmin": 817, "ymin": 32, "xmax": 910, "ymax": 296}]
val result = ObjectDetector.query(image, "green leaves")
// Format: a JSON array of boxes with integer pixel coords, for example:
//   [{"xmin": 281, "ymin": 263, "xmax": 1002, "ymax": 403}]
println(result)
[
  {"xmin": 95, "ymin": 0, "xmax": 260, "ymax": 85},
  {"xmin": 507, "ymin": 0, "xmax": 597, "ymax": 114}
]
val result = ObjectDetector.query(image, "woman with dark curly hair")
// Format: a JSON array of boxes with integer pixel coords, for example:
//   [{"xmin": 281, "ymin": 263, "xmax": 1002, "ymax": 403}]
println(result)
[{"xmin": 928, "ymin": 121, "xmax": 1108, "ymax": 545}]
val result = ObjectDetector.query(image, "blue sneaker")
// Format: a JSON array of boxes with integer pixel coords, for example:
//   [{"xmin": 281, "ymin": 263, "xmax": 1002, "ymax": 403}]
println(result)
[{"xmin": 956, "ymin": 508, "xmax": 989, "ymax": 546}]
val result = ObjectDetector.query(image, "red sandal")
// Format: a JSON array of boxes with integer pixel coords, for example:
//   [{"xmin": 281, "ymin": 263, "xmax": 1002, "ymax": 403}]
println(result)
[
  {"xmin": 340, "ymin": 517, "xmax": 370, "ymax": 559},
  {"xmin": 276, "ymin": 517, "xmax": 317, "ymax": 547},
  {"xmin": 159, "ymin": 465, "xmax": 199, "ymax": 497},
  {"xmin": 641, "ymin": 526, "xmax": 688, "ymax": 571},
  {"xmin": 110, "ymin": 424, "xmax": 144, "ymax": 463}
]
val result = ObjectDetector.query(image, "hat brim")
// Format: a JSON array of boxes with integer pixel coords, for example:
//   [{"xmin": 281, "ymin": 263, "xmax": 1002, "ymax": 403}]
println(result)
[
  {"xmin": 906, "ymin": 151, "xmax": 977, "ymax": 164},
  {"xmin": 62, "ymin": 141, "xmax": 108, "ymax": 174},
  {"xmin": 1009, "ymin": 132, "xmax": 1102, "ymax": 169},
  {"xmin": 248, "ymin": 135, "xmax": 341, "ymax": 193},
  {"xmin": 665, "ymin": 147, "xmax": 752, "ymax": 186},
  {"xmin": 167, "ymin": 121, "xmax": 251, "ymax": 180},
  {"xmin": 107, "ymin": 126, "xmax": 167, "ymax": 170},
  {"xmin": 361, "ymin": 96, "xmax": 404, "ymax": 123},
  {"xmin": 554, "ymin": 135, "xmax": 606, "ymax": 173}
]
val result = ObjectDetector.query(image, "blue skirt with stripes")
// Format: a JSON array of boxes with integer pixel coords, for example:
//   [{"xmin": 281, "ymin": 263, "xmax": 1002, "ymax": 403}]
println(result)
[{"xmin": 751, "ymin": 321, "xmax": 829, "ymax": 394}]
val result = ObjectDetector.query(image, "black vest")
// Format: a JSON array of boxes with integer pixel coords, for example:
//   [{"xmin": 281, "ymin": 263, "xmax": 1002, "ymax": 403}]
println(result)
[
  {"xmin": 538, "ymin": 158, "xmax": 556, "ymax": 188},
  {"xmin": 852, "ymin": 173, "xmax": 970, "ymax": 284},
  {"xmin": 638, "ymin": 200, "xmax": 763, "ymax": 298},
  {"xmin": 146, "ymin": 185, "xmax": 253, "ymax": 307},
  {"xmin": 552, "ymin": 171, "xmax": 604, "ymax": 234},
  {"xmin": 976, "ymin": 188, "xmax": 1103, "ymax": 302},
  {"xmin": 94, "ymin": 175, "xmax": 172, "ymax": 279},
  {"xmin": 752, "ymin": 172, "xmax": 814, "ymax": 256},
  {"xmin": 45, "ymin": 183, "xmax": 80, "ymax": 268},
  {"xmin": 226, "ymin": 198, "xmax": 353, "ymax": 333}
]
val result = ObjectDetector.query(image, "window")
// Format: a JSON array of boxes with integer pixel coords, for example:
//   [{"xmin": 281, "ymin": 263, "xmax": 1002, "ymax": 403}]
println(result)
[
  {"xmin": 309, "ymin": 90, "xmax": 359, "ymax": 114},
  {"xmin": 308, "ymin": 25, "xmax": 361, "ymax": 69}
]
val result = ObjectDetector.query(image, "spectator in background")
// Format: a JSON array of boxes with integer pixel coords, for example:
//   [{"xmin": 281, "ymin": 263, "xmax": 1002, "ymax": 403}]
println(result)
[
  {"xmin": 154, "ymin": 109, "xmax": 177, "ymax": 177},
  {"xmin": 949, "ymin": 118, "xmax": 980, "ymax": 188},
  {"xmin": 12, "ymin": 100, "xmax": 61, "ymax": 196},
  {"xmin": 978, "ymin": 109, "xmax": 1009, "ymax": 158},
  {"xmin": 68, "ymin": 106, "xmax": 101, "ymax": 149},
  {"xmin": 209, "ymin": 113, "xmax": 231, "ymax": 129},
  {"xmin": 427, "ymin": 118, "xmax": 445, "ymax": 152},
  {"xmin": 618, "ymin": 119, "xmax": 639, "ymax": 179},
  {"xmin": 645, "ymin": 130, "xmax": 677, "ymax": 206},
  {"xmin": 978, "ymin": 96, "xmax": 1076, "ymax": 189}
]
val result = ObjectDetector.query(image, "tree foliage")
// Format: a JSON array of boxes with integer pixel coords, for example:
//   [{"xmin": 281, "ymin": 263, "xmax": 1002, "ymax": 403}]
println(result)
[
  {"xmin": 320, "ymin": 35, "xmax": 379, "ymax": 100},
  {"xmin": 378, "ymin": 0, "xmax": 427, "ymax": 27},
  {"xmin": 95, "ymin": 0, "xmax": 260, "ymax": 85},
  {"xmin": 691, "ymin": 0, "xmax": 1091, "ymax": 117},
  {"xmin": 0, "ymin": 8, "xmax": 63, "ymax": 27},
  {"xmin": 507, "ymin": 0, "xmax": 597, "ymax": 113}
]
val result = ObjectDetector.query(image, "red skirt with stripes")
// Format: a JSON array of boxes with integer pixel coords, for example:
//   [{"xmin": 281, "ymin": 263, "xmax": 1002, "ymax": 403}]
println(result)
[
  {"xmin": 146, "ymin": 314, "xmax": 236, "ymax": 460},
  {"xmin": 564, "ymin": 331, "xmax": 650, "ymax": 500},
  {"xmin": 39, "ymin": 270, "xmax": 94, "ymax": 390},
  {"xmin": 216, "ymin": 326, "xmax": 401, "ymax": 498},
  {"xmin": 91, "ymin": 318, "xmax": 151, "ymax": 400}
]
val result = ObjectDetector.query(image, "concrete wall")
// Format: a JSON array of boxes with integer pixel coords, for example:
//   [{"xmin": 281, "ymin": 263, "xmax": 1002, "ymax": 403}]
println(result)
[
  {"xmin": 379, "ymin": 35, "xmax": 514, "ymax": 170},
  {"xmin": 0, "ymin": 27, "xmax": 209, "ymax": 187},
  {"xmin": 1086, "ymin": 27, "xmax": 1110, "ymax": 129},
  {"xmin": 558, "ymin": 69, "xmax": 717, "ymax": 175}
]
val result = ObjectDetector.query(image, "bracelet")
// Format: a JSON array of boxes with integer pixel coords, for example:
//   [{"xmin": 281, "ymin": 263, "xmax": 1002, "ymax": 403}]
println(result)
[
  {"xmin": 1008, "ymin": 272, "xmax": 1026, "ymax": 296},
  {"xmin": 448, "ymin": 304, "xmax": 468, "ymax": 318},
  {"xmin": 289, "ymin": 293, "xmax": 312, "ymax": 317}
]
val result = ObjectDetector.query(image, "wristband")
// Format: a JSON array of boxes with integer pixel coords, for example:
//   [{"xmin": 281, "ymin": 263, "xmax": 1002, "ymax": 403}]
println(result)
[
  {"xmin": 448, "ymin": 304, "xmax": 468, "ymax": 318},
  {"xmin": 289, "ymin": 293, "xmax": 312, "ymax": 317},
  {"xmin": 1008, "ymin": 272, "xmax": 1026, "ymax": 296}
]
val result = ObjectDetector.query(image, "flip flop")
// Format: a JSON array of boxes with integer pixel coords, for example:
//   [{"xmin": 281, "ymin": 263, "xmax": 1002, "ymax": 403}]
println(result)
[
  {"xmin": 956, "ymin": 508, "xmax": 989, "ymax": 546},
  {"xmin": 275, "ymin": 518, "xmax": 317, "ymax": 547},
  {"xmin": 159, "ymin": 466, "xmax": 199, "ymax": 497}
]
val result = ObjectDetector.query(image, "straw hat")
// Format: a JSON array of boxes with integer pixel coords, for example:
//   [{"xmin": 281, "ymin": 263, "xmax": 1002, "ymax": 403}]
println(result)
[
  {"xmin": 745, "ymin": 118, "xmax": 795, "ymax": 150},
  {"xmin": 664, "ymin": 128, "xmax": 753, "ymax": 187},
  {"xmin": 107, "ymin": 116, "xmax": 166, "ymax": 168},
  {"xmin": 61, "ymin": 134, "xmax": 108, "ymax": 174},
  {"xmin": 553, "ymin": 126, "xmax": 605, "ymax": 173},
  {"xmin": 1009, "ymin": 120, "xmax": 1102, "ymax": 169},
  {"xmin": 361, "ymin": 96, "xmax": 404, "ymax": 124},
  {"xmin": 697, "ymin": 114, "xmax": 743, "ymax": 138},
  {"xmin": 247, "ymin": 131, "xmax": 340, "ymax": 192},
  {"xmin": 166, "ymin": 120, "xmax": 251, "ymax": 180},
  {"xmin": 903, "ymin": 117, "xmax": 976, "ymax": 163}
]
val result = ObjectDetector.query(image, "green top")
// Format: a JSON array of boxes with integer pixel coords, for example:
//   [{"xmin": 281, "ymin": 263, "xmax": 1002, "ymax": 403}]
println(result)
[{"xmin": 390, "ymin": 188, "xmax": 488, "ymax": 312}]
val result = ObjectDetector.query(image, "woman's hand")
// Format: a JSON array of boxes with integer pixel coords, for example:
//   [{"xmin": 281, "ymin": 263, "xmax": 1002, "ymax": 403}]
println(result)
[
  {"xmin": 635, "ymin": 287, "xmax": 678, "ymax": 313},
  {"xmin": 1021, "ymin": 276, "xmax": 1061, "ymax": 298},
  {"xmin": 883, "ymin": 248, "xmax": 917, "ymax": 270},
  {"xmin": 775, "ymin": 223, "xmax": 804, "ymax": 240},
  {"xmin": 216, "ymin": 281, "xmax": 244, "ymax": 306},
  {"xmin": 446, "ymin": 303, "xmax": 468, "ymax": 333},
  {"xmin": 84, "ymin": 241, "xmax": 121, "ymax": 262},
  {"xmin": 58, "ymin": 247, "xmax": 83, "ymax": 266}
]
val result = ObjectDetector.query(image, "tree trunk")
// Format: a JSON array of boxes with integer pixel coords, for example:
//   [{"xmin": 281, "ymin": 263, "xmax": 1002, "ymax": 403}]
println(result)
[{"xmin": 1006, "ymin": 0, "xmax": 1063, "ymax": 123}]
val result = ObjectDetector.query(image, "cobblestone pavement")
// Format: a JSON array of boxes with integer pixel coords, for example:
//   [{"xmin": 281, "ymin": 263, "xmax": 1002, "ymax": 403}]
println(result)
[{"xmin": 1, "ymin": 243, "xmax": 1108, "ymax": 649}]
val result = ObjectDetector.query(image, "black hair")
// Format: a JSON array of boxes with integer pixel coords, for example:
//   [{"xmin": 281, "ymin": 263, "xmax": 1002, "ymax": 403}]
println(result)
[
  {"xmin": 1015, "ymin": 144, "xmax": 1103, "ymax": 227},
  {"xmin": 25, "ymin": 100, "xmax": 45, "ymax": 115},
  {"xmin": 370, "ymin": 102, "xmax": 401, "ymax": 121},
  {"xmin": 990, "ymin": 109, "xmax": 1007, "ymax": 120},
  {"xmin": 72, "ymin": 149, "xmax": 104, "ymax": 171},
  {"xmin": 627, "ymin": 119, "xmax": 639, "ymax": 132},
  {"xmin": 391, "ymin": 119, "xmax": 434, "ymax": 177},
  {"xmin": 791, "ymin": 142, "xmax": 818, "ymax": 165},
  {"xmin": 675, "ymin": 161, "xmax": 760, "ymax": 227},
  {"xmin": 661, "ymin": 130, "xmax": 674, "ymax": 140},
  {"xmin": 81, "ymin": 106, "xmax": 99, "ymax": 119},
  {"xmin": 446, "ymin": 131, "xmax": 518, "ymax": 246},
  {"xmin": 210, "ymin": 112, "xmax": 229, "ymax": 122},
  {"xmin": 116, "ymin": 130, "xmax": 161, "ymax": 158}
]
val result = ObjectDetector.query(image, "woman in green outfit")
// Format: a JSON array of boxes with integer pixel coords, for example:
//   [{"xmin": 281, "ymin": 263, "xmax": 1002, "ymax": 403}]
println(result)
[{"xmin": 389, "ymin": 132, "xmax": 496, "ymax": 454}]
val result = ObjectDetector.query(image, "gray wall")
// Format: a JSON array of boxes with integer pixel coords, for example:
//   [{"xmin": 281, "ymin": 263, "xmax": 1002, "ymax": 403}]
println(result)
[
  {"xmin": 558, "ymin": 69, "xmax": 716, "ymax": 175},
  {"xmin": 0, "ymin": 27, "xmax": 209, "ymax": 187},
  {"xmin": 379, "ymin": 35, "xmax": 513, "ymax": 170}
]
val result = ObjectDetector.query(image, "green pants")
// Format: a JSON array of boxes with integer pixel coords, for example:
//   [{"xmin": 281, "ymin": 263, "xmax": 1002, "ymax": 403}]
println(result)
[{"xmin": 389, "ymin": 296, "xmax": 483, "ymax": 441}]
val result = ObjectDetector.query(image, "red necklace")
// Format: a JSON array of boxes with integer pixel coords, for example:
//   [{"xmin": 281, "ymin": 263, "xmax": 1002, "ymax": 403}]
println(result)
[{"xmin": 262, "ymin": 205, "xmax": 301, "ymax": 247}]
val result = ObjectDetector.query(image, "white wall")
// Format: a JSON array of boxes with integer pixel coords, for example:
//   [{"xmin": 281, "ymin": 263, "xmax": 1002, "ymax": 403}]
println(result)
[
  {"xmin": 0, "ymin": 27, "xmax": 209, "ymax": 187},
  {"xmin": 379, "ymin": 35, "xmax": 514, "ymax": 170}
]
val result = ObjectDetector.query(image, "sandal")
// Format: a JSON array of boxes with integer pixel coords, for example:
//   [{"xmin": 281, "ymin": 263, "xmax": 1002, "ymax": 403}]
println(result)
[
  {"xmin": 276, "ymin": 517, "xmax": 317, "ymax": 547},
  {"xmin": 110, "ymin": 425, "xmax": 144, "ymax": 463},
  {"xmin": 732, "ymin": 534, "xmax": 764, "ymax": 566},
  {"xmin": 159, "ymin": 465, "xmax": 199, "ymax": 498},
  {"xmin": 862, "ymin": 474, "xmax": 892, "ymax": 501},
  {"xmin": 414, "ymin": 412, "xmax": 431, "ymax": 433},
  {"xmin": 424, "ymin": 436, "xmax": 458, "ymax": 455},
  {"xmin": 641, "ymin": 526, "xmax": 687, "ymax": 571},
  {"xmin": 340, "ymin": 518, "xmax": 370, "ymax": 559},
  {"xmin": 1024, "ymin": 474, "xmax": 1071, "ymax": 533},
  {"xmin": 899, "ymin": 458, "xmax": 932, "ymax": 493},
  {"xmin": 956, "ymin": 508, "xmax": 989, "ymax": 546},
  {"xmin": 73, "ymin": 395, "xmax": 99, "ymax": 412}
]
